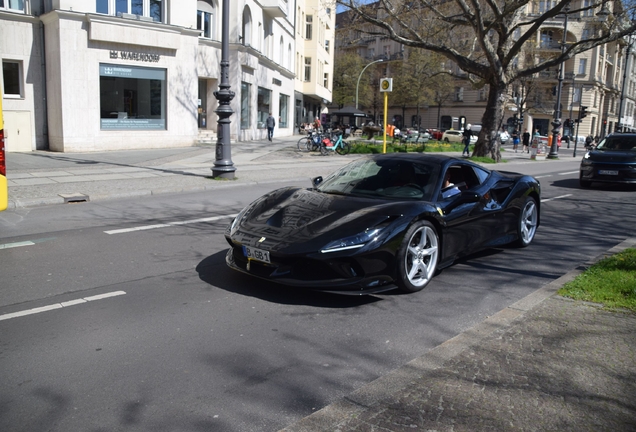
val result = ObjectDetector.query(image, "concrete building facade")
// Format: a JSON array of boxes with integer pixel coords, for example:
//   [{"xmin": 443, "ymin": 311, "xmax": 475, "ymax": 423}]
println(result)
[{"xmin": 1, "ymin": 0, "xmax": 335, "ymax": 152}]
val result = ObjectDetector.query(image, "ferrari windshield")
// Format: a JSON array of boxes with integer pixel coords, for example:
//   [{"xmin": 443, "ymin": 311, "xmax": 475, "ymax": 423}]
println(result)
[
  {"xmin": 316, "ymin": 157, "xmax": 441, "ymax": 201},
  {"xmin": 596, "ymin": 136, "xmax": 636, "ymax": 151}
]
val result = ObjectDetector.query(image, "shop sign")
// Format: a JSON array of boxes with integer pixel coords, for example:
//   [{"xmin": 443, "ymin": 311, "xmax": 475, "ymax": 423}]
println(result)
[{"xmin": 110, "ymin": 50, "xmax": 160, "ymax": 63}]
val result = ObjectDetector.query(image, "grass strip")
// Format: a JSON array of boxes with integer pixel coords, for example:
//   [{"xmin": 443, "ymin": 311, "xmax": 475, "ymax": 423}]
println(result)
[{"xmin": 558, "ymin": 248, "xmax": 636, "ymax": 311}]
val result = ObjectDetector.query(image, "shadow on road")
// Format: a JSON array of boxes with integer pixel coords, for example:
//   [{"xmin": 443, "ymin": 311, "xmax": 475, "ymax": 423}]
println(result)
[{"xmin": 195, "ymin": 251, "xmax": 382, "ymax": 308}]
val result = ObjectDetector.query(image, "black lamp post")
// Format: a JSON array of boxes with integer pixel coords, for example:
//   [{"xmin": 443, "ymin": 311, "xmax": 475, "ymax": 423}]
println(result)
[
  {"xmin": 212, "ymin": 0, "xmax": 236, "ymax": 179},
  {"xmin": 548, "ymin": 4, "xmax": 570, "ymax": 159}
]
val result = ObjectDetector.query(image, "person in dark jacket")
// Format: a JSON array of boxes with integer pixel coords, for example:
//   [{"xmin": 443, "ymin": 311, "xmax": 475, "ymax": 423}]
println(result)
[
  {"xmin": 462, "ymin": 124, "xmax": 473, "ymax": 157},
  {"xmin": 266, "ymin": 113, "xmax": 275, "ymax": 141}
]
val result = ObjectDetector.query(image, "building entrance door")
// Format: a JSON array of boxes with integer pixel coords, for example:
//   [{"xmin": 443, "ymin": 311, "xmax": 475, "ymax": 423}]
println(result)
[{"xmin": 198, "ymin": 79, "xmax": 207, "ymax": 129}]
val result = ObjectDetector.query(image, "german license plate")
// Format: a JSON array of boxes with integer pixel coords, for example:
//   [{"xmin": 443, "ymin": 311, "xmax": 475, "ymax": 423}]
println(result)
[
  {"xmin": 599, "ymin": 170, "xmax": 618, "ymax": 175},
  {"xmin": 243, "ymin": 245, "xmax": 271, "ymax": 263}
]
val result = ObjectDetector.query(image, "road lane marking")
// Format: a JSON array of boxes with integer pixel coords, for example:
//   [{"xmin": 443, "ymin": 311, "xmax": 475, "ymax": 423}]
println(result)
[
  {"xmin": 0, "ymin": 240, "xmax": 35, "ymax": 249},
  {"xmin": 0, "ymin": 237, "xmax": 56, "ymax": 250},
  {"xmin": 0, "ymin": 291, "xmax": 127, "ymax": 322},
  {"xmin": 104, "ymin": 214, "xmax": 237, "ymax": 235},
  {"xmin": 541, "ymin": 194, "xmax": 573, "ymax": 203},
  {"xmin": 559, "ymin": 171, "xmax": 579, "ymax": 175}
]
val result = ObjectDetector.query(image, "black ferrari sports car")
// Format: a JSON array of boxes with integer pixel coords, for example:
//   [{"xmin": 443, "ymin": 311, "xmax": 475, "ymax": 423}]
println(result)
[
  {"xmin": 225, "ymin": 153, "xmax": 541, "ymax": 294},
  {"xmin": 579, "ymin": 133, "xmax": 636, "ymax": 187}
]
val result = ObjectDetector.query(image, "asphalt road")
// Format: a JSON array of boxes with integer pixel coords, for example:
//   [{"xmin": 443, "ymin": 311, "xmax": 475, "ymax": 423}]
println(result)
[{"xmin": 1, "ymin": 160, "xmax": 635, "ymax": 431}]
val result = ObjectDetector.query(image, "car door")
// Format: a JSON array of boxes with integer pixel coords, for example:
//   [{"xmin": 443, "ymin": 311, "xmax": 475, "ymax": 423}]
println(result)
[{"xmin": 436, "ymin": 163, "xmax": 498, "ymax": 260}]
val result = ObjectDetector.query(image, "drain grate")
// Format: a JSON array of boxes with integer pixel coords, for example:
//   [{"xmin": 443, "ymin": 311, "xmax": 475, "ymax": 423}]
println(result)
[{"xmin": 58, "ymin": 193, "xmax": 90, "ymax": 204}]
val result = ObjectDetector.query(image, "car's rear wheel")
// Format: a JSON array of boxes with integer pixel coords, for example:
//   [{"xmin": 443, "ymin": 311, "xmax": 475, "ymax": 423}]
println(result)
[
  {"xmin": 444, "ymin": 138, "xmax": 450, "ymax": 143},
  {"xmin": 515, "ymin": 196, "xmax": 538, "ymax": 247},
  {"xmin": 395, "ymin": 220, "xmax": 439, "ymax": 293}
]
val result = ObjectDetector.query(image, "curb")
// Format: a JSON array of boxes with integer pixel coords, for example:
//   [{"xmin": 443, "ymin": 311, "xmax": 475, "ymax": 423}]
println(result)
[{"xmin": 279, "ymin": 237, "xmax": 636, "ymax": 432}]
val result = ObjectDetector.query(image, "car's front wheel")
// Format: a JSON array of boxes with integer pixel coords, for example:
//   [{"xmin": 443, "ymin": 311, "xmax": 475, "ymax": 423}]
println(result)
[
  {"xmin": 515, "ymin": 196, "xmax": 538, "ymax": 247},
  {"xmin": 395, "ymin": 220, "xmax": 439, "ymax": 293},
  {"xmin": 579, "ymin": 173, "xmax": 592, "ymax": 188}
]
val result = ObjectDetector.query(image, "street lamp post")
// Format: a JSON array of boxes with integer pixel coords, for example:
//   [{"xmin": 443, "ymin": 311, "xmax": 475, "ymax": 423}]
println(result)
[
  {"xmin": 212, "ymin": 0, "xmax": 236, "ymax": 179},
  {"xmin": 548, "ymin": 4, "xmax": 570, "ymax": 159},
  {"xmin": 356, "ymin": 59, "xmax": 384, "ymax": 110}
]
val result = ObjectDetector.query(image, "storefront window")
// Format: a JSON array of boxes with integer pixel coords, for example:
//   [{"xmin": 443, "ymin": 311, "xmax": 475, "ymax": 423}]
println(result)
[
  {"xmin": 240, "ymin": 82, "xmax": 250, "ymax": 129},
  {"xmin": 99, "ymin": 64, "xmax": 166, "ymax": 130},
  {"xmin": 279, "ymin": 94, "xmax": 289, "ymax": 128},
  {"xmin": 257, "ymin": 87, "xmax": 271, "ymax": 129}
]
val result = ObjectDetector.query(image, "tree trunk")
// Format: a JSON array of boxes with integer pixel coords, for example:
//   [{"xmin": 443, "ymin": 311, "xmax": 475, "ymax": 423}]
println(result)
[{"xmin": 474, "ymin": 84, "xmax": 506, "ymax": 162}]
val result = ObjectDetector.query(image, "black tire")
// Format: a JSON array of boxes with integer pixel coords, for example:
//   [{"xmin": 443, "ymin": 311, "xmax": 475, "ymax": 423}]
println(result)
[
  {"xmin": 444, "ymin": 138, "xmax": 450, "ymax": 143},
  {"xmin": 395, "ymin": 220, "xmax": 439, "ymax": 293},
  {"xmin": 297, "ymin": 137, "xmax": 309, "ymax": 151},
  {"xmin": 579, "ymin": 173, "xmax": 592, "ymax": 188},
  {"xmin": 515, "ymin": 196, "xmax": 538, "ymax": 247},
  {"xmin": 319, "ymin": 143, "xmax": 329, "ymax": 156},
  {"xmin": 336, "ymin": 141, "xmax": 351, "ymax": 155}
]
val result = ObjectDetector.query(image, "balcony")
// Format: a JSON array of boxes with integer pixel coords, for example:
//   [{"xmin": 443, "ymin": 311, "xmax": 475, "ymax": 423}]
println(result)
[{"xmin": 257, "ymin": 0, "xmax": 287, "ymax": 18}]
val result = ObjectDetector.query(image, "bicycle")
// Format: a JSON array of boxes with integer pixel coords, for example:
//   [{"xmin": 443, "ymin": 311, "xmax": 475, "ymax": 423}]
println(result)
[
  {"xmin": 319, "ymin": 131, "xmax": 351, "ymax": 155},
  {"xmin": 297, "ymin": 130, "xmax": 322, "ymax": 152}
]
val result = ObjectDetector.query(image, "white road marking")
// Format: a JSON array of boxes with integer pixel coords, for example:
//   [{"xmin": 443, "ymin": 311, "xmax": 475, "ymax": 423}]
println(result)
[
  {"xmin": 0, "ymin": 291, "xmax": 126, "ymax": 322},
  {"xmin": 558, "ymin": 171, "xmax": 579, "ymax": 175},
  {"xmin": 104, "ymin": 214, "xmax": 237, "ymax": 235},
  {"xmin": 541, "ymin": 194, "xmax": 573, "ymax": 203},
  {"xmin": 0, "ymin": 237, "xmax": 56, "ymax": 250},
  {"xmin": 535, "ymin": 175, "xmax": 552, "ymax": 179},
  {"xmin": 0, "ymin": 241, "xmax": 35, "ymax": 249}
]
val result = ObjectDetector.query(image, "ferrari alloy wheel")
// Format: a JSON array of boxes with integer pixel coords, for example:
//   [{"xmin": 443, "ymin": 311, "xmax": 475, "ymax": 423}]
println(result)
[
  {"xmin": 396, "ymin": 220, "xmax": 439, "ymax": 293},
  {"xmin": 516, "ymin": 196, "xmax": 538, "ymax": 247}
]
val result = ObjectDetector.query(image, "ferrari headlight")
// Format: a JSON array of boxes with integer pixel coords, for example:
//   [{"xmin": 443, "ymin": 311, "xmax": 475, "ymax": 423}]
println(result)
[
  {"xmin": 230, "ymin": 206, "xmax": 249, "ymax": 232},
  {"xmin": 321, "ymin": 227, "xmax": 384, "ymax": 253}
]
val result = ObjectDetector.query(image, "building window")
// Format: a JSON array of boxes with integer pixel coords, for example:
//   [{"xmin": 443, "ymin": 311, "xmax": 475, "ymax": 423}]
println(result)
[
  {"xmin": 279, "ymin": 94, "xmax": 289, "ymax": 128},
  {"xmin": 242, "ymin": 6, "xmax": 252, "ymax": 46},
  {"xmin": 197, "ymin": 1, "xmax": 215, "ymax": 39},
  {"xmin": 99, "ymin": 64, "xmax": 166, "ymax": 130},
  {"xmin": 257, "ymin": 87, "xmax": 271, "ymax": 128},
  {"xmin": 455, "ymin": 87, "xmax": 464, "ymax": 102},
  {"xmin": 538, "ymin": 0, "xmax": 556, "ymax": 13},
  {"xmin": 305, "ymin": 15, "xmax": 313, "ymax": 40},
  {"xmin": 582, "ymin": 0, "xmax": 593, "ymax": 17},
  {"xmin": 578, "ymin": 58, "xmax": 587, "ymax": 75},
  {"xmin": 240, "ymin": 82, "xmax": 250, "ymax": 129},
  {"xmin": 2, "ymin": 61, "xmax": 22, "ymax": 98},
  {"xmin": 573, "ymin": 86, "xmax": 581, "ymax": 103},
  {"xmin": 96, "ymin": 0, "xmax": 163, "ymax": 22},
  {"xmin": 325, "ymin": 39, "xmax": 330, "ymax": 53},
  {"xmin": 323, "ymin": 73, "xmax": 329, "ymax": 88},
  {"xmin": 0, "ymin": 0, "xmax": 25, "ymax": 12},
  {"xmin": 304, "ymin": 57, "xmax": 311, "ymax": 82},
  {"xmin": 540, "ymin": 30, "xmax": 554, "ymax": 48}
]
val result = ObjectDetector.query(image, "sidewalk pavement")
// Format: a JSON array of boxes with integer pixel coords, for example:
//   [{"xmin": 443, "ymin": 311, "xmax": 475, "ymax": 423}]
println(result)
[
  {"xmin": 6, "ymin": 137, "xmax": 634, "ymax": 431},
  {"xmin": 5, "ymin": 136, "xmax": 577, "ymax": 209}
]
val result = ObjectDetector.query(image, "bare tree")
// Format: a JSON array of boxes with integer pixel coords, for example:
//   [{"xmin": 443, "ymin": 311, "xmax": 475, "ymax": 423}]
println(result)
[{"xmin": 336, "ymin": 0, "xmax": 636, "ymax": 161}]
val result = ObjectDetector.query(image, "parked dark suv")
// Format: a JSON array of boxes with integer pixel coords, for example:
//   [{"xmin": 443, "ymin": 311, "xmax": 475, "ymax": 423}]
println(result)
[{"xmin": 579, "ymin": 133, "xmax": 636, "ymax": 188}]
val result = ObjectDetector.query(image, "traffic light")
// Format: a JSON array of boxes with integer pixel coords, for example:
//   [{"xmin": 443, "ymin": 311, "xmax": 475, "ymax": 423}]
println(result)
[{"xmin": 579, "ymin": 106, "xmax": 588, "ymax": 120}]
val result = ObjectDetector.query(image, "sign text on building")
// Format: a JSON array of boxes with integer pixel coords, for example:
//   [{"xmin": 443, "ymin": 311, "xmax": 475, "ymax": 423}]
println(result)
[{"xmin": 110, "ymin": 50, "xmax": 160, "ymax": 63}]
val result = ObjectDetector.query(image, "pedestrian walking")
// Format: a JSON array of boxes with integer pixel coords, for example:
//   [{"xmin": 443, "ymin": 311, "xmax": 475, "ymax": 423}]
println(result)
[
  {"xmin": 266, "ymin": 113, "xmax": 275, "ymax": 141},
  {"xmin": 522, "ymin": 129, "xmax": 530, "ymax": 153},
  {"xmin": 462, "ymin": 124, "xmax": 473, "ymax": 157},
  {"xmin": 512, "ymin": 128, "xmax": 520, "ymax": 152}
]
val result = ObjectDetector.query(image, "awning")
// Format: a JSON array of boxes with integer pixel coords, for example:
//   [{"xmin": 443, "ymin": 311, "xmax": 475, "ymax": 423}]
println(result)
[{"xmin": 330, "ymin": 106, "xmax": 368, "ymax": 117}]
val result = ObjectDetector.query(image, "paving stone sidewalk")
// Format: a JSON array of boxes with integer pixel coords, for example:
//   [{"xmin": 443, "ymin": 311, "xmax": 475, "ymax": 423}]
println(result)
[{"xmin": 282, "ymin": 238, "xmax": 636, "ymax": 432}]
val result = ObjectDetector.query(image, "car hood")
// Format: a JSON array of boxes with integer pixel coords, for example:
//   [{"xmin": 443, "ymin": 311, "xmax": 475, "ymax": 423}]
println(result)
[
  {"xmin": 229, "ymin": 187, "xmax": 424, "ymax": 253},
  {"xmin": 586, "ymin": 150, "xmax": 636, "ymax": 163}
]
